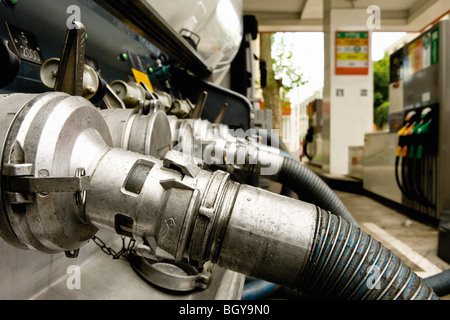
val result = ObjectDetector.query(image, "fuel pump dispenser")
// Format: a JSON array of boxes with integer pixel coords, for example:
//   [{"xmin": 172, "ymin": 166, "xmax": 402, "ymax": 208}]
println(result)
[
  {"xmin": 363, "ymin": 19, "xmax": 450, "ymax": 264},
  {"xmin": 395, "ymin": 106, "xmax": 438, "ymax": 211}
]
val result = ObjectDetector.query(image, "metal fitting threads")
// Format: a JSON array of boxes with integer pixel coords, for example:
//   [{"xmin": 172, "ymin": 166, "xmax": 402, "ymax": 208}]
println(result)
[{"xmin": 297, "ymin": 210, "xmax": 438, "ymax": 300}]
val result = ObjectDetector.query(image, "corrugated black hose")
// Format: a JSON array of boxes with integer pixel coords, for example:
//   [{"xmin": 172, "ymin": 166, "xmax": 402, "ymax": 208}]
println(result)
[
  {"xmin": 297, "ymin": 209, "xmax": 438, "ymax": 300},
  {"xmin": 424, "ymin": 269, "xmax": 450, "ymax": 297},
  {"xmin": 254, "ymin": 135, "xmax": 437, "ymax": 299}
]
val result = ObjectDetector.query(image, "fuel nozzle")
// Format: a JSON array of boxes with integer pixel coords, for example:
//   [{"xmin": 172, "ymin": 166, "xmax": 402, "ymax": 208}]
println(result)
[
  {"xmin": 398, "ymin": 110, "xmax": 418, "ymax": 136},
  {"xmin": 416, "ymin": 107, "xmax": 433, "ymax": 134},
  {"xmin": 396, "ymin": 110, "xmax": 418, "ymax": 158}
]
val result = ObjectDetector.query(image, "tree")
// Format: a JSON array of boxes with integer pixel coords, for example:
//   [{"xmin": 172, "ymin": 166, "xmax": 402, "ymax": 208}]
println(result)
[
  {"xmin": 272, "ymin": 34, "xmax": 307, "ymax": 101},
  {"xmin": 373, "ymin": 53, "xmax": 390, "ymax": 130},
  {"xmin": 259, "ymin": 33, "xmax": 306, "ymax": 138},
  {"xmin": 260, "ymin": 33, "xmax": 282, "ymax": 134}
]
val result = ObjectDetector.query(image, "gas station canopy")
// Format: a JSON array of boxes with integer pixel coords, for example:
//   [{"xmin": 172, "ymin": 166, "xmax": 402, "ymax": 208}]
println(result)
[{"xmin": 243, "ymin": 0, "xmax": 450, "ymax": 32}]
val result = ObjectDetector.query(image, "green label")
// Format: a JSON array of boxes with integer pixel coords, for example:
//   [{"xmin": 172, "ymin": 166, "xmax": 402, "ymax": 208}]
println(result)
[
  {"xmin": 337, "ymin": 32, "xmax": 368, "ymax": 39},
  {"xmin": 422, "ymin": 33, "xmax": 431, "ymax": 69},
  {"xmin": 408, "ymin": 145, "xmax": 416, "ymax": 159},
  {"xmin": 417, "ymin": 145, "xmax": 424, "ymax": 160},
  {"xmin": 431, "ymin": 28, "xmax": 439, "ymax": 65}
]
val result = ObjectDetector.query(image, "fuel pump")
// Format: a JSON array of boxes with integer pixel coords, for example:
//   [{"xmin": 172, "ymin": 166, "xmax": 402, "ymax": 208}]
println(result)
[
  {"xmin": 410, "ymin": 106, "xmax": 437, "ymax": 208},
  {"xmin": 395, "ymin": 106, "xmax": 438, "ymax": 208},
  {"xmin": 395, "ymin": 110, "xmax": 416, "ymax": 200}
]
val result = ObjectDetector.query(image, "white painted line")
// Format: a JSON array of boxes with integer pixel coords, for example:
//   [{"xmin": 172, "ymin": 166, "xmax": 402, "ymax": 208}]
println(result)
[{"xmin": 362, "ymin": 222, "xmax": 442, "ymax": 278}]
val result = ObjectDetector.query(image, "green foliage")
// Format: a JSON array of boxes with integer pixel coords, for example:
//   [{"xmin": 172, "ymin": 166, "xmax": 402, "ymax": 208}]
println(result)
[
  {"xmin": 374, "ymin": 91, "xmax": 384, "ymax": 108},
  {"xmin": 373, "ymin": 53, "xmax": 390, "ymax": 107},
  {"xmin": 271, "ymin": 33, "xmax": 308, "ymax": 101},
  {"xmin": 374, "ymin": 101, "xmax": 390, "ymax": 130},
  {"xmin": 373, "ymin": 53, "xmax": 390, "ymax": 130}
]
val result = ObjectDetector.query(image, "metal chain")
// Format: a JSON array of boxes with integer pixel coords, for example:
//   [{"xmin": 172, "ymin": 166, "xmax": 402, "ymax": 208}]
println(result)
[{"xmin": 91, "ymin": 235, "xmax": 136, "ymax": 260}]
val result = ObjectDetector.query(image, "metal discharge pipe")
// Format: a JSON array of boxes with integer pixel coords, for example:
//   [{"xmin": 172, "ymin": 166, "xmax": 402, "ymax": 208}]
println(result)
[{"xmin": 0, "ymin": 93, "xmax": 437, "ymax": 300}]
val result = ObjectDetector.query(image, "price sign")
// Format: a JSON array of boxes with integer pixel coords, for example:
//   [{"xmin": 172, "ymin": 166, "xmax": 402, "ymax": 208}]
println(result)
[{"xmin": 335, "ymin": 31, "xmax": 369, "ymax": 75}]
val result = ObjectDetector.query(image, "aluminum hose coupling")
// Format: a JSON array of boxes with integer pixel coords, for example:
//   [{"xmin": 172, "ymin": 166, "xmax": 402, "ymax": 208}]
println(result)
[
  {"xmin": 0, "ymin": 92, "xmax": 112, "ymax": 254},
  {"xmin": 147, "ymin": 150, "xmax": 319, "ymax": 288},
  {"xmin": 152, "ymin": 151, "xmax": 241, "ymax": 267}
]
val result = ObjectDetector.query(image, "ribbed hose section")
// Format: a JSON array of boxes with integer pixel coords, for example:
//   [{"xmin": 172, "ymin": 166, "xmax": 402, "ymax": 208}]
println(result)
[
  {"xmin": 277, "ymin": 155, "xmax": 359, "ymax": 227},
  {"xmin": 297, "ymin": 210, "xmax": 438, "ymax": 300},
  {"xmin": 424, "ymin": 269, "xmax": 450, "ymax": 297}
]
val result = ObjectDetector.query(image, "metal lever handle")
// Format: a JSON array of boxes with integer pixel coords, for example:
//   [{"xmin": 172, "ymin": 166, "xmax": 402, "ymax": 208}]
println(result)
[
  {"xmin": 189, "ymin": 91, "xmax": 208, "ymax": 119},
  {"xmin": 214, "ymin": 103, "xmax": 228, "ymax": 124},
  {"xmin": 54, "ymin": 21, "xmax": 87, "ymax": 96}
]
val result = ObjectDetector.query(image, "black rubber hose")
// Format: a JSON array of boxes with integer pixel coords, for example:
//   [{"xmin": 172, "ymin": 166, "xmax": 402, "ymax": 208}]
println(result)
[
  {"xmin": 403, "ymin": 155, "xmax": 415, "ymax": 199},
  {"xmin": 281, "ymin": 184, "xmax": 297, "ymax": 199},
  {"xmin": 395, "ymin": 155, "xmax": 410, "ymax": 200},
  {"xmin": 413, "ymin": 156, "xmax": 435, "ymax": 208},
  {"xmin": 424, "ymin": 269, "xmax": 450, "ymax": 297},
  {"xmin": 276, "ymin": 153, "xmax": 359, "ymax": 227},
  {"xmin": 296, "ymin": 210, "xmax": 438, "ymax": 300},
  {"xmin": 256, "ymin": 132, "xmax": 299, "ymax": 201}
]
